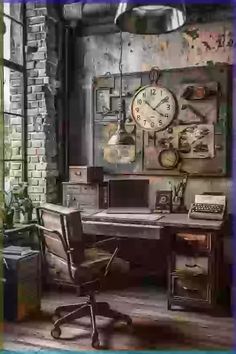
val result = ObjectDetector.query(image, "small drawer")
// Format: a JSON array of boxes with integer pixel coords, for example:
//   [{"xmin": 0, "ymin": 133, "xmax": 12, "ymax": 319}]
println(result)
[
  {"xmin": 171, "ymin": 275, "xmax": 209, "ymax": 301},
  {"xmin": 175, "ymin": 232, "xmax": 211, "ymax": 252},
  {"xmin": 69, "ymin": 166, "xmax": 103, "ymax": 184},
  {"xmin": 175, "ymin": 255, "xmax": 209, "ymax": 275}
]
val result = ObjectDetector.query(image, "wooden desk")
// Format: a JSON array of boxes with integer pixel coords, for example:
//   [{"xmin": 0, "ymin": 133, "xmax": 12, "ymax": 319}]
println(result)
[
  {"xmin": 82, "ymin": 210, "xmax": 226, "ymax": 312},
  {"xmin": 82, "ymin": 211, "xmax": 224, "ymax": 238},
  {"xmin": 82, "ymin": 211, "xmax": 163, "ymax": 240}
]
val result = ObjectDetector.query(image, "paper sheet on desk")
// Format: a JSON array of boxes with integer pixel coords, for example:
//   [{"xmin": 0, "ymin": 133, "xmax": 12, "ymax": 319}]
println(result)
[{"xmin": 92, "ymin": 211, "xmax": 163, "ymax": 221}]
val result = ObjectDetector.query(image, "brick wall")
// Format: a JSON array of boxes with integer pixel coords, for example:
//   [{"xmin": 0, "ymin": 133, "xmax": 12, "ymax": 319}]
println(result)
[{"xmin": 25, "ymin": 4, "xmax": 60, "ymax": 204}]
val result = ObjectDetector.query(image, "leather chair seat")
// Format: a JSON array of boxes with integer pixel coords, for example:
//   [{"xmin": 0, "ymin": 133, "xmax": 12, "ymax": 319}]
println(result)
[{"xmin": 45, "ymin": 247, "xmax": 129, "ymax": 285}]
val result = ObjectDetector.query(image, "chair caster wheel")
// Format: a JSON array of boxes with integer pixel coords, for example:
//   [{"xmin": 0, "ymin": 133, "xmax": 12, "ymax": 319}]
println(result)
[
  {"xmin": 92, "ymin": 333, "xmax": 100, "ymax": 349},
  {"xmin": 51, "ymin": 326, "xmax": 61, "ymax": 339},
  {"xmin": 123, "ymin": 315, "xmax": 132, "ymax": 327}
]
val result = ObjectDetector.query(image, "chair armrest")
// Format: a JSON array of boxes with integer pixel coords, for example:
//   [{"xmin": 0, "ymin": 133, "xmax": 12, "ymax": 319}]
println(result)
[
  {"xmin": 104, "ymin": 246, "xmax": 119, "ymax": 277},
  {"xmin": 93, "ymin": 237, "xmax": 119, "ymax": 249},
  {"xmin": 35, "ymin": 224, "xmax": 58, "ymax": 234}
]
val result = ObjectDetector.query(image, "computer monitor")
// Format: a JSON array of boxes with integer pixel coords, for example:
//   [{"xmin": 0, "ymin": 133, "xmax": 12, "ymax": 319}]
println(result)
[{"xmin": 108, "ymin": 179, "xmax": 149, "ymax": 209}]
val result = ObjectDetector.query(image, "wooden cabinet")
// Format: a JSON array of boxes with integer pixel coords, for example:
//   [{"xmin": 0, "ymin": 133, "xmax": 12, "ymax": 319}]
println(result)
[
  {"xmin": 168, "ymin": 229, "xmax": 221, "ymax": 311},
  {"xmin": 62, "ymin": 182, "xmax": 108, "ymax": 211}
]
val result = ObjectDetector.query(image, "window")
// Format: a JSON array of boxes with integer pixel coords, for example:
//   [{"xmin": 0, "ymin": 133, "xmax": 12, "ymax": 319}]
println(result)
[{"xmin": 3, "ymin": 3, "xmax": 26, "ymax": 191}]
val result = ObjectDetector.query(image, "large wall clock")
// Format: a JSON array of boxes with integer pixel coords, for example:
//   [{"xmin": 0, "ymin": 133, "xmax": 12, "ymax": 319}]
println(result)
[{"xmin": 131, "ymin": 85, "xmax": 176, "ymax": 131}]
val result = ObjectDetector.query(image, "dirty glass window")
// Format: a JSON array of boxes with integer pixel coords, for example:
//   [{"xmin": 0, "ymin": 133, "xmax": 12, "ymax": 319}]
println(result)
[{"xmin": 3, "ymin": 3, "xmax": 26, "ymax": 190}]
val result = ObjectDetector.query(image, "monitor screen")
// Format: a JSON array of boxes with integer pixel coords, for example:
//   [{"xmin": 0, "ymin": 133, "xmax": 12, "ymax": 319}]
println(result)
[{"xmin": 108, "ymin": 179, "xmax": 149, "ymax": 208}]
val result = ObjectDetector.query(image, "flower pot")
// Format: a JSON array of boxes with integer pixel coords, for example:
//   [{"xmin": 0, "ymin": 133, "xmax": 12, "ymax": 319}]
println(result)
[
  {"xmin": 20, "ymin": 210, "xmax": 32, "ymax": 224},
  {"xmin": 4, "ymin": 210, "xmax": 14, "ymax": 229}
]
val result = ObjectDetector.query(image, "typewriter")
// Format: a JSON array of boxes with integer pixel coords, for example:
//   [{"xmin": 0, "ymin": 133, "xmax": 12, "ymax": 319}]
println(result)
[{"xmin": 188, "ymin": 194, "xmax": 226, "ymax": 221}]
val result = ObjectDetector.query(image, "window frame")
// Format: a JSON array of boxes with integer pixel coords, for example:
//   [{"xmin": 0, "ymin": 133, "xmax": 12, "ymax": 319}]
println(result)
[{"xmin": 2, "ymin": 3, "xmax": 27, "ymax": 184}]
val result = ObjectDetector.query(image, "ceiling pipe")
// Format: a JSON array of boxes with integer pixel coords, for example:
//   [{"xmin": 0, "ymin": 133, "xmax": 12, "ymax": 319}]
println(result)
[{"xmin": 63, "ymin": 3, "xmax": 117, "ymax": 21}]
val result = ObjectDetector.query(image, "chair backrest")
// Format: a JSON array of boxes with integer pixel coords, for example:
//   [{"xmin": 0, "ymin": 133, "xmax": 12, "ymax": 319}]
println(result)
[{"xmin": 37, "ymin": 203, "xmax": 84, "ymax": 265}]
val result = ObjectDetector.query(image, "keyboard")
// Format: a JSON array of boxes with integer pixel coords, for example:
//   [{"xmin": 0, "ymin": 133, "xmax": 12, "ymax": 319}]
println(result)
[{"xmin": 188, "ymin": 202, "xmax": 225, "ymax": 220}]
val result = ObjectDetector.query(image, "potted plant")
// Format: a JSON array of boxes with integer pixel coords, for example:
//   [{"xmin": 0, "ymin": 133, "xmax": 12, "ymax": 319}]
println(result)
[
  {"xmin": 1, "ymin": 191, "xmax": 14, "ymax": 229},
  {"xmin": 19, "ymin": 197, "xmax": 34, "ymax": 224},
  {"xmin": 11, "ymin": 183, "xmax": 34, "ymax": 224}
]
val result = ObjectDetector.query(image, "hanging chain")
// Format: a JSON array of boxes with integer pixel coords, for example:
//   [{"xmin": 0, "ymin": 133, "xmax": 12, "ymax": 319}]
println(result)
[{"xmin": 119, "ymin": 30, "xmax": 123, "ymax": 104}]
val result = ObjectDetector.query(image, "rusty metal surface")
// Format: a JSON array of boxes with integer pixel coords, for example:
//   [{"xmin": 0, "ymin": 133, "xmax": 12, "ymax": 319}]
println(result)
[{"xmin": 93, "ymin": 64, "xmax": 231, "ymax": 177}]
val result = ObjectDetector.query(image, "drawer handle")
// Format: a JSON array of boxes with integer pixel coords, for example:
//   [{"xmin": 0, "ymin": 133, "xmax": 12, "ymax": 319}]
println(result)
[
  {"xmin": 75, "ymin": 171, "xmax": 82, "ymax": 176},
  {"xmin": 185, "ymin": 264, "xmax": 198, "ymax": 268},
  {"xmin": 183, "ymin": 286, "xmax": 198, "ymax": 292}
]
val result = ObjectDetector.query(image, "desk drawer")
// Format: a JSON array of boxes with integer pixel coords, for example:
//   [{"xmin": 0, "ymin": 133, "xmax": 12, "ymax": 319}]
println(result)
[
  {"xmin": 63, "ymin": 183, "xmax": 108, "ymax": 210},
  {"xmin": 171, "ymin": 275, "xmax": 210, "ymax": 301},
  {"xmin": 175, "ymin": 255, "xmax": 209, "ymax": 274},
  {"xmin": 175, "ymin": 231, "xmax": 212, "ymax": 253},
  {"xmin": 83, "ymin": 221, "xmax": 162, "ymax": 240}
]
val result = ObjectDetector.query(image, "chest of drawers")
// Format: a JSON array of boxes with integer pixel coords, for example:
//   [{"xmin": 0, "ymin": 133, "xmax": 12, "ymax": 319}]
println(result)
[{"xmin": 62, "ymin": 182, "xmax": 108, "ymax": 211}]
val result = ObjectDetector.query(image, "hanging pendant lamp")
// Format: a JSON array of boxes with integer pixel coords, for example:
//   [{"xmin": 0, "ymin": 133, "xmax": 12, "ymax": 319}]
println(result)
[
  {"xmin": 108, "ymin": 31, "xmax": 135, "ymax": 147},
  {"xmin": 114, "ymin": 3, "xmax": 186, "ymax": 34}
]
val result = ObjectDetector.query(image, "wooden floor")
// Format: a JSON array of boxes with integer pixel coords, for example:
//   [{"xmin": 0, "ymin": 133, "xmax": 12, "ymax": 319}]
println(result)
[{"xmin": 4, "ymin": 285, "xmax": 233, "ymax": 351}]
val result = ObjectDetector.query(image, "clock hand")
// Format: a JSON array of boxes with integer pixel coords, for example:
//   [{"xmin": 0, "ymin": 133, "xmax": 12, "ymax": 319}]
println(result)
[
  {"xmin": 144, "ymin": 100, "xmax": 165, "ymax": 117},
  {"xmin": 144, "ymin": 100, "xmax": 154, "ymax": 110},
  {"xmin": 154, "ymin": 96, "xmax": 169, "ymax": 110}
]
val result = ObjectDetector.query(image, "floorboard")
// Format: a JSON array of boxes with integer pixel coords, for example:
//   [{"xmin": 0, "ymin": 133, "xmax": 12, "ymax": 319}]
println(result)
[{"xmin": 3, "ymin": 286, "xmax": 233, "ymax": 351}]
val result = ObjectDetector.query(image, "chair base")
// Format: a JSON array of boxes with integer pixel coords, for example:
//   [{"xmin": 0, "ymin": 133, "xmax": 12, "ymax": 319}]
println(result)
[{"xmin": 51, "ymin": 293, "xmax": 132, "ymax": 349}]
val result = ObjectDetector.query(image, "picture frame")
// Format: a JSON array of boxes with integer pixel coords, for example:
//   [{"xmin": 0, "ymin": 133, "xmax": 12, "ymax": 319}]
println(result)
[
  {"xmin": 96, "ymin": 89, "xmax": 111, "ymax": 114},
  {"xmin": 154, "ymin": 190, "xmax": 172, "ymax": 213}
]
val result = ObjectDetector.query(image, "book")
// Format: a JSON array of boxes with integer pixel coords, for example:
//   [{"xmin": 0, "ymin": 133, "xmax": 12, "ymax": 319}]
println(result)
[{"xmin": 3, "ymin": 246, "xmax": 33, "ymax": 256}]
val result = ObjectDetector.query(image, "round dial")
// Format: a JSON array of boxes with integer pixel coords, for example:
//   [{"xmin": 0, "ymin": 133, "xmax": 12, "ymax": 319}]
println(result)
[
  {"xmin": 159, "ymin": 148, "xmax": 179, "ymax": 169},
  {"xmin": 131, "ymin": 85, "xmax": 176, "ymax": 131}
]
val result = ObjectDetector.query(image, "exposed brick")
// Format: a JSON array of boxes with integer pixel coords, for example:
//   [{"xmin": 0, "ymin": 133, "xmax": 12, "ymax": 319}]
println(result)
[
  {"xmin": 30, "ymin": 195, "xmax": 41, "ymax": 201},
  {"xmin": 32, "ymin": 52, "xmax": 46, "ymax": 60},
  {"xmin": 32, "ymin": 171, "xmax": 42, "ymax": 178},
  {"xmin": 30, "ymin": 179, "xmax": 39, "ymax": 186},
  {"xmin": 28, "ymin": 93, "xmax": 37, "ymax": 101},
  {"xmin": 28, "ymin": 16, "xmax": 45, "ymax": 25},
  {"xmin": 28, "ymin": 148, "xmax": 37, "ymax": 155},
  {"xmin": 35, "ymin": 61, "xmax": 46, "ymax": 69},
  {"xmin": 27, "ymin": 61, "xmax": 35, "ymax": 69},
  {"xmin": 32, "ymin": 140, "xmax": 43, "ymax": 148},
  {"xmin": 32, "ymin": 85, "xmax": 43, "ymax": 93},
  {"xmin": 28, "ymin": 69, "xmax": 39, "ymax": 77}
]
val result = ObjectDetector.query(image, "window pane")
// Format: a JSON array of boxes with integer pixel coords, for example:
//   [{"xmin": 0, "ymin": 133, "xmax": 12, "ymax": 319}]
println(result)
[
  {"xmin": 10, "ymin": 4, "xmax": 23, "ymax": 23},
  {"xmin": 4, "ymin": 114, "xmax": 23, "ymax": 160},
  {"xmin": 4, "ymin": 15, "xmax": 23, "ymax": 65},
  {"xmin": 4, "ymin": 3, "xmax": 23, "ymax": 22},
  {"xmin": 4, "ymin": 67, "xmax": 23, "ymax": 115},
  {"xmin": 4, "ymin": 161, "xmax": 23, "ymax": 191}
]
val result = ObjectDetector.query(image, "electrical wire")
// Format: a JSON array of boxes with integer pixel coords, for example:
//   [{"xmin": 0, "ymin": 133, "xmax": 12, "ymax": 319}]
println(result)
[{"xmin": 118, "ymin": 30, "xmax": 123, "ymax": 119}]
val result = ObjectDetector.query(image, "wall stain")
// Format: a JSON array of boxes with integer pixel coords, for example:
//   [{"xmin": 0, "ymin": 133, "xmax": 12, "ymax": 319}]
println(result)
[
  {"xmin": 202, "ymin": 41, "xmax": 211, "ymax": 50},
  {"xmin": 184, "ymin": 28, "xmax": 199, "ymax": 40}
]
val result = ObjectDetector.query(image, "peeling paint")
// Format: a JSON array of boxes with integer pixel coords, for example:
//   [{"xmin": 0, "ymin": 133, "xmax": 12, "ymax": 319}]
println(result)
[{"xmin": 184, "ymin": 28, "xmax": 199, "ymax": 40}]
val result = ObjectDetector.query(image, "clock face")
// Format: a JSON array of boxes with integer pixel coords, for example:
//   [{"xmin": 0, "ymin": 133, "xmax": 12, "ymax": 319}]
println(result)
[
  {"xmin": 131, "ymin": 85, "xmax": 176, "ymax": 131},
  {"xmin": 159, "ymin": 148, "xmax": 179, "ymax": 169}
]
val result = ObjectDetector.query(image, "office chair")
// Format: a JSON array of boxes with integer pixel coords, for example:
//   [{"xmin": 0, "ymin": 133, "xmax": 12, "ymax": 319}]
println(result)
[{"xmin": 36, "ymin": 203, "xmax": 132, "ymax": 349}]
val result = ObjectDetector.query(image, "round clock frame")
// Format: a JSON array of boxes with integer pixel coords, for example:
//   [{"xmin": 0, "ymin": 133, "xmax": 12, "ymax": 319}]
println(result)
[
  {"xmin": 158, "ymin": 147, "xmax": 179, "ymax": 169},
  {"xmin": 131, "ymin": 85, "xmax": 176, "ymax": 132}
]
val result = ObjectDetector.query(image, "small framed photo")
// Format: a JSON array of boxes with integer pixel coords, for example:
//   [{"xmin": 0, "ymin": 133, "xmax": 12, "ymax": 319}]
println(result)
[
  {"xmin": 154, "ymin": 191, "xmax": 172, "ymax": 213},
  {"xmin": 96, "ymin": 89, "xmax": 111, "ymax": 114}
]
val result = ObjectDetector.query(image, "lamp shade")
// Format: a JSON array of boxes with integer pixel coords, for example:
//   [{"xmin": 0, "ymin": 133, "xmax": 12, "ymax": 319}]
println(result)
[{"xmin": 114, "ymin": 3, "xmax": 186, "ymax": 34}]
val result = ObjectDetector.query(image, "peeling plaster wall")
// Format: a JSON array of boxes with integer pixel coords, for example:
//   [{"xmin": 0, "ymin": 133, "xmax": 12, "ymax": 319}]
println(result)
[{"xmin": 70, "ymin": 21, "xmax": 233, "ymax": 223}]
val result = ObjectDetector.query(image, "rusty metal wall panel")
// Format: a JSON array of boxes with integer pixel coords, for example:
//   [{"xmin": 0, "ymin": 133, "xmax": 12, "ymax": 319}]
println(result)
[{"xmin": 93, "ymin": 64, "xmax": 231, "ymax": 177}]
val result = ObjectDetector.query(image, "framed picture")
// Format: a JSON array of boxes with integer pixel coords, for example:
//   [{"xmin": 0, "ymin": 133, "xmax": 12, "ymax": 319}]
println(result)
[
  {"xmin": 96, "ymin": 89, "xmax": 111, "ymax": 114},
  {"xmin": 155, "ymin": 190, "xmax": 172, "ymax": 213}
]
